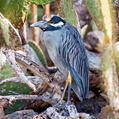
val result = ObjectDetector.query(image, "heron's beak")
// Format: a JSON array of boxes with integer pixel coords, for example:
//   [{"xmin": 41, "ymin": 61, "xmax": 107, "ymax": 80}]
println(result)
[{"xmin": 30, "ymin": 20, "xmax": 48, "ymax": 28}]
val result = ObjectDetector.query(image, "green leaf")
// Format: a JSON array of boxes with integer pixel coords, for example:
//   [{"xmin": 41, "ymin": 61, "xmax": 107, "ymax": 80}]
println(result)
[
  {"xmin": 28, "ymin": 0, "xmax": 54, "ymax": 5},
  {"xmin": 28, "ymin": 41, "xmax": 47, "ymax": 67},
  {"xmin": 0, "ymin": 13, "xmax": 22, "ymax": 49},
  {"xmin": 85, "ymin": 0, "xmax": 116, "ymax": 42},
  {"xmin": 0, "ymin": 82, "xmax": 31, "ymax": 114},
  {"xmin": 0, "ymin": 0, "xmax": 30, "ymax": 28},
  {"xmin": 85, "ymin": 0, "xmax": 104, "ymax": 31},
  {"xmin": 61, "ymin": 0, "xmax": 77, "ymax": 27},
  {"xmin": 0, "ymin": 18, "xmax": 9, "ymax": 46},
  {"xmin": 0, "ymin": 62, "xmax": 13, "ymax": 80}
]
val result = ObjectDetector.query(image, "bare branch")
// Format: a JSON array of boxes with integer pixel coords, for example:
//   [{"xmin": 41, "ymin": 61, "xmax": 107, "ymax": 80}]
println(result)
[
  {"xmin": 0, "ymin": 95, "xmax": 57, "ymax": 105},
  {"xmin": 15, "ymin": 51, "xmax": 61, "ymax": 94},
  {"xmin": 5, "ymin": 49, "xmax": 37, "ymax": 92},
  {"xmin": 0, "ymin": 76, "xmax": 43, "ymax": 85}
]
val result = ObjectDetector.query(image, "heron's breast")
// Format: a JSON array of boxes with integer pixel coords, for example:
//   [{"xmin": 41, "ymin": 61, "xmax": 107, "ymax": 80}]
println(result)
[{"xmin": 42, "ymin": 31, "xmax": 68, "ymax": 77}]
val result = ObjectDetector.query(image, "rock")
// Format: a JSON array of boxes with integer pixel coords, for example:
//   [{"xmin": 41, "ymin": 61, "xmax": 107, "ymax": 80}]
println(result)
[{"xmin": 6, "ymin": 110, "xmax": 38, "ymax": 119}]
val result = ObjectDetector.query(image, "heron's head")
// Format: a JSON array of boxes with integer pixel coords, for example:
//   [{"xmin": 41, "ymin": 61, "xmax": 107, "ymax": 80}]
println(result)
[{"xmin": 31, "ymin": 16, "xmax": 66, "ymax": 31}]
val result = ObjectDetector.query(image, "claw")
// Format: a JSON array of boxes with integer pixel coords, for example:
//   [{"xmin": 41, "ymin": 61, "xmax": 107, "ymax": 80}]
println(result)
[{"xmin": 53, "ymin": 102, "xmax": 65, "ymax": 108}]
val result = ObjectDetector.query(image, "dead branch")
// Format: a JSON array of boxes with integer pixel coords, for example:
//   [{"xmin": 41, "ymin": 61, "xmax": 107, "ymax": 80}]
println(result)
[
  {"xmin": 0, "ymin": 76, "xmax": 48, "ymax": 94},
  {"xmin": 14, "ymin": 49, "xmax": 101, "ymax": 96},
  {"xmin": 5, "ymin": 49, "xmax": 37, "ymax": 92},
  {"xmin": 0, "ymin": 76, "xmax": 43, "ymax": 85},
  {"xmin": 0, "ymin": 95, "xmax": 57, "ymax": 105},
  {"xmin": 14, "ymin": 51, "xmax": 61, "ymax": 94},
  {"xmin": 23, "ymin": 44, "xmax": 48, "ymax": 73}
]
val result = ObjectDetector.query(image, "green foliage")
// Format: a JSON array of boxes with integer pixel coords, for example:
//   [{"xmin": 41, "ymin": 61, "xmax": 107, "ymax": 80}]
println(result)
[
  {"xmin": 28, "ymin": 41, "xmax": 47, "ymax": 66},
  {"xmin": 0, "ymin": 0, "xmax": 30, "ymax": 28},
  {"xmin": 29, "ymin": 0, "xmax": 54, "ymax": 5},
  {"xmin": 0, "ymin": 63, "xmax": 31, "ymax": 114},
  {"xmin": 85, "ymin": 0, "xmax": 116, "ymax": 42},
  {"xmin": 0, "ymin": 82, "xmax": 31, "ymax": 114},
  {"xmin": 102, "ymin": 47, "xmax": 112, "ymax": 72},
  {"xmin": 85, "ymin": 0, "xmax": 104, "ymax": 31},
  {"xmin": 0, "ymin": 18, "xmax": 9, "ymax": 46},
  {"xmin": 115, "ymin": 55, "xmax": 119, "ymax": 73},
  {"xmin": 0, "ymin": 62, "xmax": 14, "ymax": 80},
  {"xmin": 27, "ymin": 8, "xmax": 32, "ymax": 24},
  {"xmin": 90, "ymin": 20, "xmax": 98, "ymax": 31},
  {"xmin": 37, "ymin": 7, "xmax": 44, "ymax": 21},
  {"xmin": 27, "ymin": 7, "xmax": 44, "ymax": 24},
  {"xmin": 5, "ymin": 100, "xmax": 25, "ymax": 114},
  {"xmin": 0, "ymin": 82, "xmax": 30, "ymax": 95},
  {"xmin": 114, "ymin": 45, "xmax": 119, "ymax": 73},
  {"xmin": 0, "ymin": 13, "xmax": 22, "ymax": 49},
  {"xmin": 61, "ymin": 0, "xmax": 77, "ymax": 26}
]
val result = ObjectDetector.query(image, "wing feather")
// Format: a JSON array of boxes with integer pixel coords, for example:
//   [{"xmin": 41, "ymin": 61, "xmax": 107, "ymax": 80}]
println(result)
[{"xmin": 59, "ymin": 24, "xmax": 89, "ymax": 99}]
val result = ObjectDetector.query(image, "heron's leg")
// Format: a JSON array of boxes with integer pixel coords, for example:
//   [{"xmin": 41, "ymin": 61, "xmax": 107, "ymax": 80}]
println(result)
[
  {"xmin": 59, "ymin": 71, "xmax": 72, "ymax": 103},
  {"xmin": 67, "ymin": 71, "xmax": 72, "ymax": 102},
  {"xmin": 59, "ymin": 78, "xmax": 69, "ymax": 103}
]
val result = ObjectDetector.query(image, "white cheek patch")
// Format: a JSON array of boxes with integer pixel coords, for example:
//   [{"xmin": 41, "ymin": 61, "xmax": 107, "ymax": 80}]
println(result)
[{"xmin": 50, "ymin": 21, "xmax": 64, "ymax": 27}]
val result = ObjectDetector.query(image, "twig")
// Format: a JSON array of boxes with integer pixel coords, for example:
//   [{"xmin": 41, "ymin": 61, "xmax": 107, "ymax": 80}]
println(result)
[
  {"xmin": 0, "ymin": 95, "xmax": 57, "ymax": 105},
  {"xmin": 15, "ymin": 51, "xmax": 61, "ymax": 94},
  {"xmin": 0, "ymin": 76, "xmax": 43, "ymax": 85},
  {"xmin": 5, "ymin": 49, "xmax": 37, "ymax": 92},
  {"xmin": 0, "ymin": 76, "xmax": 46, "ymax": 95}
]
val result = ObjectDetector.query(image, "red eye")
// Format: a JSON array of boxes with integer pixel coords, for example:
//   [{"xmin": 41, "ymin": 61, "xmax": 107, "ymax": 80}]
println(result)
[{"xmin": 48, "ymin": 20, "xmax": 55, "ymax": 24}]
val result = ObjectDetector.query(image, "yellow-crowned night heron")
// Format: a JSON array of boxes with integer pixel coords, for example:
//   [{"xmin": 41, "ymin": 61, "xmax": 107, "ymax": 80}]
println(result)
[{"xmin": 31, "ymin": 16, "xmax": 89, "ymax": 102}]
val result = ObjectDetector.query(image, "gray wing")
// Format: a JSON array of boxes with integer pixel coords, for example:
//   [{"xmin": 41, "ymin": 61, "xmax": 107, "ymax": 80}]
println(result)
[{"xmin": 59, "ymin": 24, "xmax": 89, "ymax": 99}]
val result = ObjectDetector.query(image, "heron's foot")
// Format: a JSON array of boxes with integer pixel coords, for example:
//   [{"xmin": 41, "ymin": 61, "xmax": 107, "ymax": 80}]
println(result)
[
  {"xmin": 53, "ymin": 102, "xmax": 72, "ymax": 109},
  {"xmin": 54, "ymin": 71, "xmax": 72, "ymax": 108},
  {"xmin": 53, "ymin": 101, "xmax": 66, "ymax": 108},
  {"xmin": 66, "ymin": 100, "xmax": 71, "ymax": 105}
]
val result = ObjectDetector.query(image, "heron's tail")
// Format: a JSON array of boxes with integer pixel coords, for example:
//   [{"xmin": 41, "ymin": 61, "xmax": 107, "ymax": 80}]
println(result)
[
  {"xmin": 71, "ymin": 80, "xmax": 83, "ymax": 101},
  {"xmin": 70, "ymin": 68, "xmax": 88, "ymax": 101}
]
